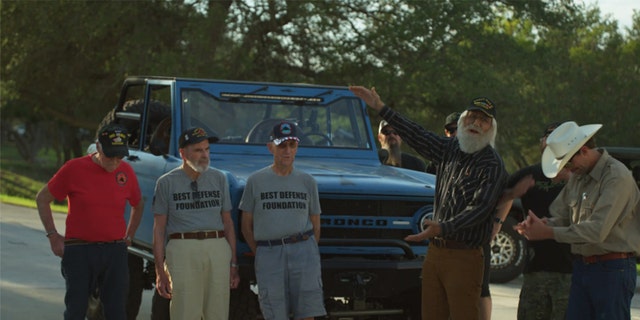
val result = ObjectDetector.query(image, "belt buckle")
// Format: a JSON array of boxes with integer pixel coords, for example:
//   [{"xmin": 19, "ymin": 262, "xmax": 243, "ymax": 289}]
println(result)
[{"xmin": 196, "ymin": 232, "xmax": 206, "ymax": 240}]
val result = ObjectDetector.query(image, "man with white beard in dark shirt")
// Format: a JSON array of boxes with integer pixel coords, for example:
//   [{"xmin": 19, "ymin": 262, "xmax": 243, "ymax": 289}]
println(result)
[{"xmin": 350, "ymin": 86, "xmax": 507, "ymax": 320}]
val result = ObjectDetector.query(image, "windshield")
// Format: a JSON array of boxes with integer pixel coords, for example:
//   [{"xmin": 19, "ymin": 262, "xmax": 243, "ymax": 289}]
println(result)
[{"xmin": 181, "ymin": 88, "xmax": 372, "ymax": 149}]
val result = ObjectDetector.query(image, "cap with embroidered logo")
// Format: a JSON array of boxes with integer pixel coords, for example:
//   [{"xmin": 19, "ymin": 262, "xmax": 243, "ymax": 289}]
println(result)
[
  {"xmin": 270, "ymin": 121, "xmax": 300, "ymax": 145},
  {"xmin": 98, "ymin": 124, "xmax": 129, "ymax": 158},
  {"xmin": 179, "ymin": 127, "xmax": 219, "ymax": 148},
  {"xmin": 466, "ymin": 97, "xmax": 497, "ymax": 119}
]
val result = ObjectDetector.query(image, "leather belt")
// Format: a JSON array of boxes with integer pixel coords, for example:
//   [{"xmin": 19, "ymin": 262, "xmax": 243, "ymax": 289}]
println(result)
[
  {"xmin": 256, "ymin": 229, "xmax": 314, "ymax": 247},
  {"xmin": 429, "ymin": 237, "xmax": 477, "ymax": 250},
  {"xmin": 579, "ymin": 252, "xmax": 635, "ymax": 264},
  {"xmin": 169, "ymin": 230, "xmax": 225, "ymax": 240},
  {"xmin": 64, "ymin": 239, "xmax": 126, "ymax": 246}
]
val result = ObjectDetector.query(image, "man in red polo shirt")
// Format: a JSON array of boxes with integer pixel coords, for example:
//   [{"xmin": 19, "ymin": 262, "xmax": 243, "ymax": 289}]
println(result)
[{"xmin": 36, "ymin": 124, "xmax": 144, "ymax": 320}]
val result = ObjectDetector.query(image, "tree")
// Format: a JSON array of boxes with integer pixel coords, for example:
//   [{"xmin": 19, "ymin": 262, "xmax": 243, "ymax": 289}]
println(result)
[{"xmin": 2, "ymin": 0, "xmax": 638, "ymax": 170}]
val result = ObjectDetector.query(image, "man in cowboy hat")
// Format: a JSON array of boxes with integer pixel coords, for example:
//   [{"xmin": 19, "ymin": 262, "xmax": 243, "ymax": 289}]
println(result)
[
  {"xmin": 349, "ymin": 86, "xmax": 507, "ymax": 320},
  {"xmin": 515, "ymin": 121, "xmax": 640, "ymax": 320}
]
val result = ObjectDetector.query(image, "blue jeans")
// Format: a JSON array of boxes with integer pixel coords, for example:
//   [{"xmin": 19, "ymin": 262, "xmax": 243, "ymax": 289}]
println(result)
[
  {"xmin": 61, "ymin": 242, "xmax": 129, "ymax": 320},
  {"xmin": 566, "ymin": 256, "xmax": 637, "ymax": 320}
]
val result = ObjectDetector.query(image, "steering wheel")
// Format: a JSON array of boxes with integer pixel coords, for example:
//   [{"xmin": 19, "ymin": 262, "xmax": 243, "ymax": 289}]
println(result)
[
  {"xmin": 304, "ymin": 133, "xmax": 333, "ymax": 146},
  {"xmin": 246, "ymin": 119, "xmax": 288, "ymax": 144}
]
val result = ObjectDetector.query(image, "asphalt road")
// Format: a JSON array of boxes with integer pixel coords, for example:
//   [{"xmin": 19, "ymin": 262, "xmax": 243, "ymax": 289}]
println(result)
[{"xmin": 1, "ymin": 202, "xmax": 638, "ymax": 319}]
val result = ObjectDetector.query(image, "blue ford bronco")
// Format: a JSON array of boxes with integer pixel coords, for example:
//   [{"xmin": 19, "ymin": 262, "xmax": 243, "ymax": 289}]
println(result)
[{"xmin": 95, "ymin": 76, "xmax": 438, "ymax": 319}]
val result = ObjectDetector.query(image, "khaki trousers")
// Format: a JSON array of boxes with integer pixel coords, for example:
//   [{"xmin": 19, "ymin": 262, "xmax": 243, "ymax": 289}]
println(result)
[{"xmin": 166, "ymin": 238, "xmax": 231, "ymax": 320}]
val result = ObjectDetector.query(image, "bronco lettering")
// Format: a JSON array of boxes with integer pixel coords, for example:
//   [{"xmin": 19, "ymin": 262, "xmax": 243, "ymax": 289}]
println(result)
[{"xmin": 321, "ymin": 217, "xmax": 388, "ymax": 227}]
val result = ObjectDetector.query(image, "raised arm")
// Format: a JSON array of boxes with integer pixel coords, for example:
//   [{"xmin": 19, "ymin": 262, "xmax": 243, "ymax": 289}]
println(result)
[{"xmin": 349, "ymin": 86, "xmax": 385, "ymax": 111}]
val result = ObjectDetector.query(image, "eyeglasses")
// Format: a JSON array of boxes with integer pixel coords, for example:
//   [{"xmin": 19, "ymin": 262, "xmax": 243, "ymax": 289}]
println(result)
[
  {"xmin": 445, "ymin": 125, "xmax": 457, "ymax": 133},
  {"xmin": 381, "ymin": 129, "xmax": 398, "ymax": 136},
  {"xmin": 466, "ymin": 112, "xmax": 492, "ymax": 126},
  {"xmin": 190, "ymin": 181, "xmax": 200, "ymax": 201}
]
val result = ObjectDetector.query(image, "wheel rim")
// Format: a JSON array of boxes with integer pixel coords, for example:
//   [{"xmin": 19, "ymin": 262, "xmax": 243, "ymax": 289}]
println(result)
[{"xmin": 490, "ymin": 231, "xmax": 515, "ymax": 268}]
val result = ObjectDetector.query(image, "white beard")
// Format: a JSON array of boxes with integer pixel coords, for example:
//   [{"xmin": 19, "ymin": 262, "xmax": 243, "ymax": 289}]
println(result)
[
  {"xmin": 457, "ymin": 123, "xmax": 494, "ymax": 154},
  {"xmin": 186, "ymin": 158, "xmax": 209, "ymax": 173}
]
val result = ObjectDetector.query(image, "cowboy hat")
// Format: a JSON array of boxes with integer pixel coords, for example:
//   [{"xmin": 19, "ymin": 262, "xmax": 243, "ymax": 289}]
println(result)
[{"xmin": 541, "ymin": 121, "xmax": 602, "ymax": 178}]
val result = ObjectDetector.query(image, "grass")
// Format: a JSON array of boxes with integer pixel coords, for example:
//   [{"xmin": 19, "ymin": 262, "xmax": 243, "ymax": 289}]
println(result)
[
  {"xmin": 1, "ymin": 194, "xmax": 68, "ymax": 213},
  {"xmin": 1, "ymin": 142, "xmax": 68, "ymax": 213}
]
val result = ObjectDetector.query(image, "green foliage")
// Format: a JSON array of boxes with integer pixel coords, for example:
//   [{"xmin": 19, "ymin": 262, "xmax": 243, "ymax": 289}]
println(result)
[
  {"xmin": 1, "ymin": 0, "xmax": 639, "ymax": 173},
  {"xmin": 0, "ymin": 143, "xmax": 68, "ymax": 211},
  {"xmin": 0, "ymin": 194, "xmax": 68, "ymax": 214},
  {"xmin": 0, "ymin": 142, "xmax": 59, "ymax": 196},
  {"xmin": 0, "ymin": 170, "xmax": 45, "ymax": 199}
]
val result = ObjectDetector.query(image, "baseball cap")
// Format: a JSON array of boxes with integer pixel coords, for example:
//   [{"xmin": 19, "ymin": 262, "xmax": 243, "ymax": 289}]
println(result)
[
  {"xmin": 445, "ymin": 112, "xmax": 461, "ymax": 127},
  {"xmin": 270, "ymin": 121, "xmax": 300, "ymax": 145},
  {"xmin": 179, "ymin": 127, "xmax": 219, "ymax": 148},
  {"xmin": 98, "ymin": 124, "xmax": 130, "ymax": 158},
  {"xmin": 466, "ymin": 97, "xmax": 497, "ymax": 119},
  {"xmin": 378, "ymin": 120, "xmax": 390, "ymax": 134}
]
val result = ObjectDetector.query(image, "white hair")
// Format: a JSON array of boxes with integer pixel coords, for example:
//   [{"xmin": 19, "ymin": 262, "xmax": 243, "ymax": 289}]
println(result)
[{"xmin": 457, "ymin": 110, "xmax": 497, "ymax": 153}]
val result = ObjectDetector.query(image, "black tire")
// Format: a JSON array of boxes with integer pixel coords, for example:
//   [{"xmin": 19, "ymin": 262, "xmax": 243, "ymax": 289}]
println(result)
[
  {"xmin": 229, "ymin": 281, "xmax": 259, "ymax": 320},
  {"xmin": 96, "ymin": 100, "xmax": 170, "ymax": 147},
  {"xmin": 489, "ymin": 216, "xmax": 527, "ymax": 283}
]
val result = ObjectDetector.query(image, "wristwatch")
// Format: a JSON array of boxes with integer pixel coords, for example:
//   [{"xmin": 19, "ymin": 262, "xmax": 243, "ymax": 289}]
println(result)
[{"xmin": 494, "ymin": 217, "xmax": 504, "ymax": 224}]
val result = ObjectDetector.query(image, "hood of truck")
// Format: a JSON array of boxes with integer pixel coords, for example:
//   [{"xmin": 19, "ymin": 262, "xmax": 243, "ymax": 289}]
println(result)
[{"xmin": 213, "ymin": 153, "xmax": 436, "ymax": 198}]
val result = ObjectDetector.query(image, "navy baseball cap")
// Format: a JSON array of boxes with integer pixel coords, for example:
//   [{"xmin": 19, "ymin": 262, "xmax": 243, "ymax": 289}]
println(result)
[
  {"xmin": 270, "ymin": 121, "xmax": 300, "ymax": 145},
  {"xmin": 179, "ymin": 127, "xmax": 219, "ymax": 148}
]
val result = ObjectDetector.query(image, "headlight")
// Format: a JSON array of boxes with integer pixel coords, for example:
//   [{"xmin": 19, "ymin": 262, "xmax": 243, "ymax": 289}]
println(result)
[{"xmin": 415, "ymin": 205, "xmax": 434, "ymax": 232}]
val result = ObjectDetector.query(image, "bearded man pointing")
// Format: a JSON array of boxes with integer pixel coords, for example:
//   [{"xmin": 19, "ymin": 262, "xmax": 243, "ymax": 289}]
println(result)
[{"xmin": 349, "ymin": 86, "xmax": 507, "ymax": 320}]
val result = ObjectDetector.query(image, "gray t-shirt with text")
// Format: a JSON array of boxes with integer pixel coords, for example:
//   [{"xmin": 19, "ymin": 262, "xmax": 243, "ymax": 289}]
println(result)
[
  {"xmin": 152, "ymin": 166, "xmax": 232, "ymax": 235},
  {"xmin": 239, "ymin": 166, "xmax": 321, "ymax": 240}
]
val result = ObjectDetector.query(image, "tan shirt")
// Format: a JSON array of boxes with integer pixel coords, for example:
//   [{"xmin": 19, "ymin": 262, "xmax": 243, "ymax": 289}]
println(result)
[{"xmin": 549, "ymin": 150, "xmax": 640, "ymax": 256}]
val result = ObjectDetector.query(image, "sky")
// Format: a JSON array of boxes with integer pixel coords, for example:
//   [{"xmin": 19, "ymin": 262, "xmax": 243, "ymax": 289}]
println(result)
[{"xmin": 585, "ymin": 0, "xmax": 638, "ymax": 31}]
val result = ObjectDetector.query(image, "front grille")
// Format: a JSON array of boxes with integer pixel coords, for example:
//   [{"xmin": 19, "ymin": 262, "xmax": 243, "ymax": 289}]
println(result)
[
  {"xmin": 319, "ymin": 198, "xmax": 428, "ymax": 240},
  {"xmin": 320, "ymin": 199, "xmax": 426, "ymax": 217}
]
